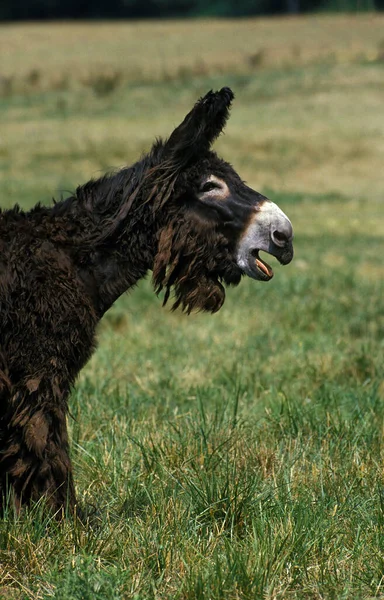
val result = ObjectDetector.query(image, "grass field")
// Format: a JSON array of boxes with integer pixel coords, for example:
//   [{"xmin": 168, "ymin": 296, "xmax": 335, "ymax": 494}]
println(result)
[{"xmin": 1, "ymin": 15, "xmax": 384, "ymax": 599}]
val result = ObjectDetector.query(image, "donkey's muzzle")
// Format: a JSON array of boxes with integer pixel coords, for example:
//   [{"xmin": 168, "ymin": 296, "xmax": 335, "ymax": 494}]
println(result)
[{"xmin": 236, "ymin": 201, "xmax": 293, "ymax": 281}]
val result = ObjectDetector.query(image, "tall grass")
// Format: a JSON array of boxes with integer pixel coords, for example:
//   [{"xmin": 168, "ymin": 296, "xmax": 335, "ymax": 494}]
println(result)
[{"xmin": 0, "ymin": 16, "xmax": 384, "ymax": 599}]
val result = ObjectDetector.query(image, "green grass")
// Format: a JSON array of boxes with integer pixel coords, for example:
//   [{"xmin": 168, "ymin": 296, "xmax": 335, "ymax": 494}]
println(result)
[{"xmin": 1, "ymin": 17, "xmax": 384, "ymax": 599}]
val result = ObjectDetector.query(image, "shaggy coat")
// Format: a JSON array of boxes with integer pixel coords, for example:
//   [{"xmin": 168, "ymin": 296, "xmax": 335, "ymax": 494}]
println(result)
[{"xmin": 0, "ymin": 88, "xmax": 293, "ymax": 515}]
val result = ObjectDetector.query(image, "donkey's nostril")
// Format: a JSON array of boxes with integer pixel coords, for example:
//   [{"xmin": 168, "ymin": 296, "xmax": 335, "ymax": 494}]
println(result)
[
  {"xmin": 271, "ymin": 223, "xmax": 293, "ymax": 248},
  {"xmin": 272, "ymin": 230, "xmax": 287, "ymax": 245}
]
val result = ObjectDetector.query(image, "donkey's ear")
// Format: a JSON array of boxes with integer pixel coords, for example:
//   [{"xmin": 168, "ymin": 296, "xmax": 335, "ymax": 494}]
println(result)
[{"xmin": 162, "ymin": 87, "xmax": 234, "ymax": 167}]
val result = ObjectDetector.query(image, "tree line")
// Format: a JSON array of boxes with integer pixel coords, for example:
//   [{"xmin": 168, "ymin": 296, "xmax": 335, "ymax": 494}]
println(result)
[{"xmin": 0, "ymin": 0, "xmax": 379, "ymax": 20}]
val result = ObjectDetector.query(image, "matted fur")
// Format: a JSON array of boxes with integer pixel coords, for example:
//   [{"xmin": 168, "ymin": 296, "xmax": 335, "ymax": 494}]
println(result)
[{"xmin": 153, "ymin": 213, "xmax": 241, "ymax": 313}]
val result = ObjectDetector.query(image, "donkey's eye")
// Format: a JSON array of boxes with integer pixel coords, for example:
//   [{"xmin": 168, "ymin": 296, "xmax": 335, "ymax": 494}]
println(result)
[{"xmin": 200, "ymin": 181, "xmax": 220, "ymax": 193}]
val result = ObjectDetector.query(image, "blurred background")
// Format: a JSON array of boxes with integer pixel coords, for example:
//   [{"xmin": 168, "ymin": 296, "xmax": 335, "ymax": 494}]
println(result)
[{"xmin": 0, "ymin": 0, "xmax": 382, "ymax": 19}]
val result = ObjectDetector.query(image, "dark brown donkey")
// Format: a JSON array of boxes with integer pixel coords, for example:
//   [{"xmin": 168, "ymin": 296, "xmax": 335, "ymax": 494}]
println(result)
[{"xmin": 0, "ymin": 88, "xmax": 293, "ymax": 515}]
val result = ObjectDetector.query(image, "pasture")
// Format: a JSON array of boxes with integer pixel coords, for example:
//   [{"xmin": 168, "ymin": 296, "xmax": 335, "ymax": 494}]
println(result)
[{"xmin": 1, "ymin": 14, "xmax": 384, "ymax": 599}]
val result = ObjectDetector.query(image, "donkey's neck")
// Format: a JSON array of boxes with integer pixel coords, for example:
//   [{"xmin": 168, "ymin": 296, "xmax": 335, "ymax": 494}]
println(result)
[
  {"xmin": 83, "ymin": 210, "xmax": 159, "ymax": 317},
  {"xmin": 58, "ymin": 165, "xmax": 162, "ymax": 317}
]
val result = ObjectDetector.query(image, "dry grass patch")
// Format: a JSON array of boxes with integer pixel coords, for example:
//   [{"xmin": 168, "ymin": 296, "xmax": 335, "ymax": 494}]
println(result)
[{"xmin": 1, "ymin": 15, "xmax": 384, "ymax": 91}]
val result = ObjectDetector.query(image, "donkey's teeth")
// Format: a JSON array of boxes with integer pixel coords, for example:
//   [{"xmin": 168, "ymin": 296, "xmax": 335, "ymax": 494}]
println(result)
[{"xmin": 255, "ymin": 258, "xmax": 273, "ymax": 278}]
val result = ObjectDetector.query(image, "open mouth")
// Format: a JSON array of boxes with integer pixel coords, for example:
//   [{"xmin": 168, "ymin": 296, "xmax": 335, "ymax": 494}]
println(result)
[
  {"xmin": 251, "ymin": 250, "xmax": 274, "ymax": 280},
  {"xmin": 236, "ymin": 201, "xmax": 294, "ymax": 283}
]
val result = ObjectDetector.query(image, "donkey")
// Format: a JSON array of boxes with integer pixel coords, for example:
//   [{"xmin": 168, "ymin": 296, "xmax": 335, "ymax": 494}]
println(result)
[{"xmin": 0, "ymin": 87, "xmax": 293, "ymax": 515}]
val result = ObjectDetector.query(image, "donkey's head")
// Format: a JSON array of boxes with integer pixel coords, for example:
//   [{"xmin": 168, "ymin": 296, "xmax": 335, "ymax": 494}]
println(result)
[{"xmin": 151, "ymin": 87, "xmax": 293, "ymax": 314}]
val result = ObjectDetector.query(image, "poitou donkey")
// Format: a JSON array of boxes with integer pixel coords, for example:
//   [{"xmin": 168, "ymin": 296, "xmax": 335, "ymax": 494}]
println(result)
[{"xmin": 0, "ymin": 88, "xmax": 293, "ymax": 515}]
